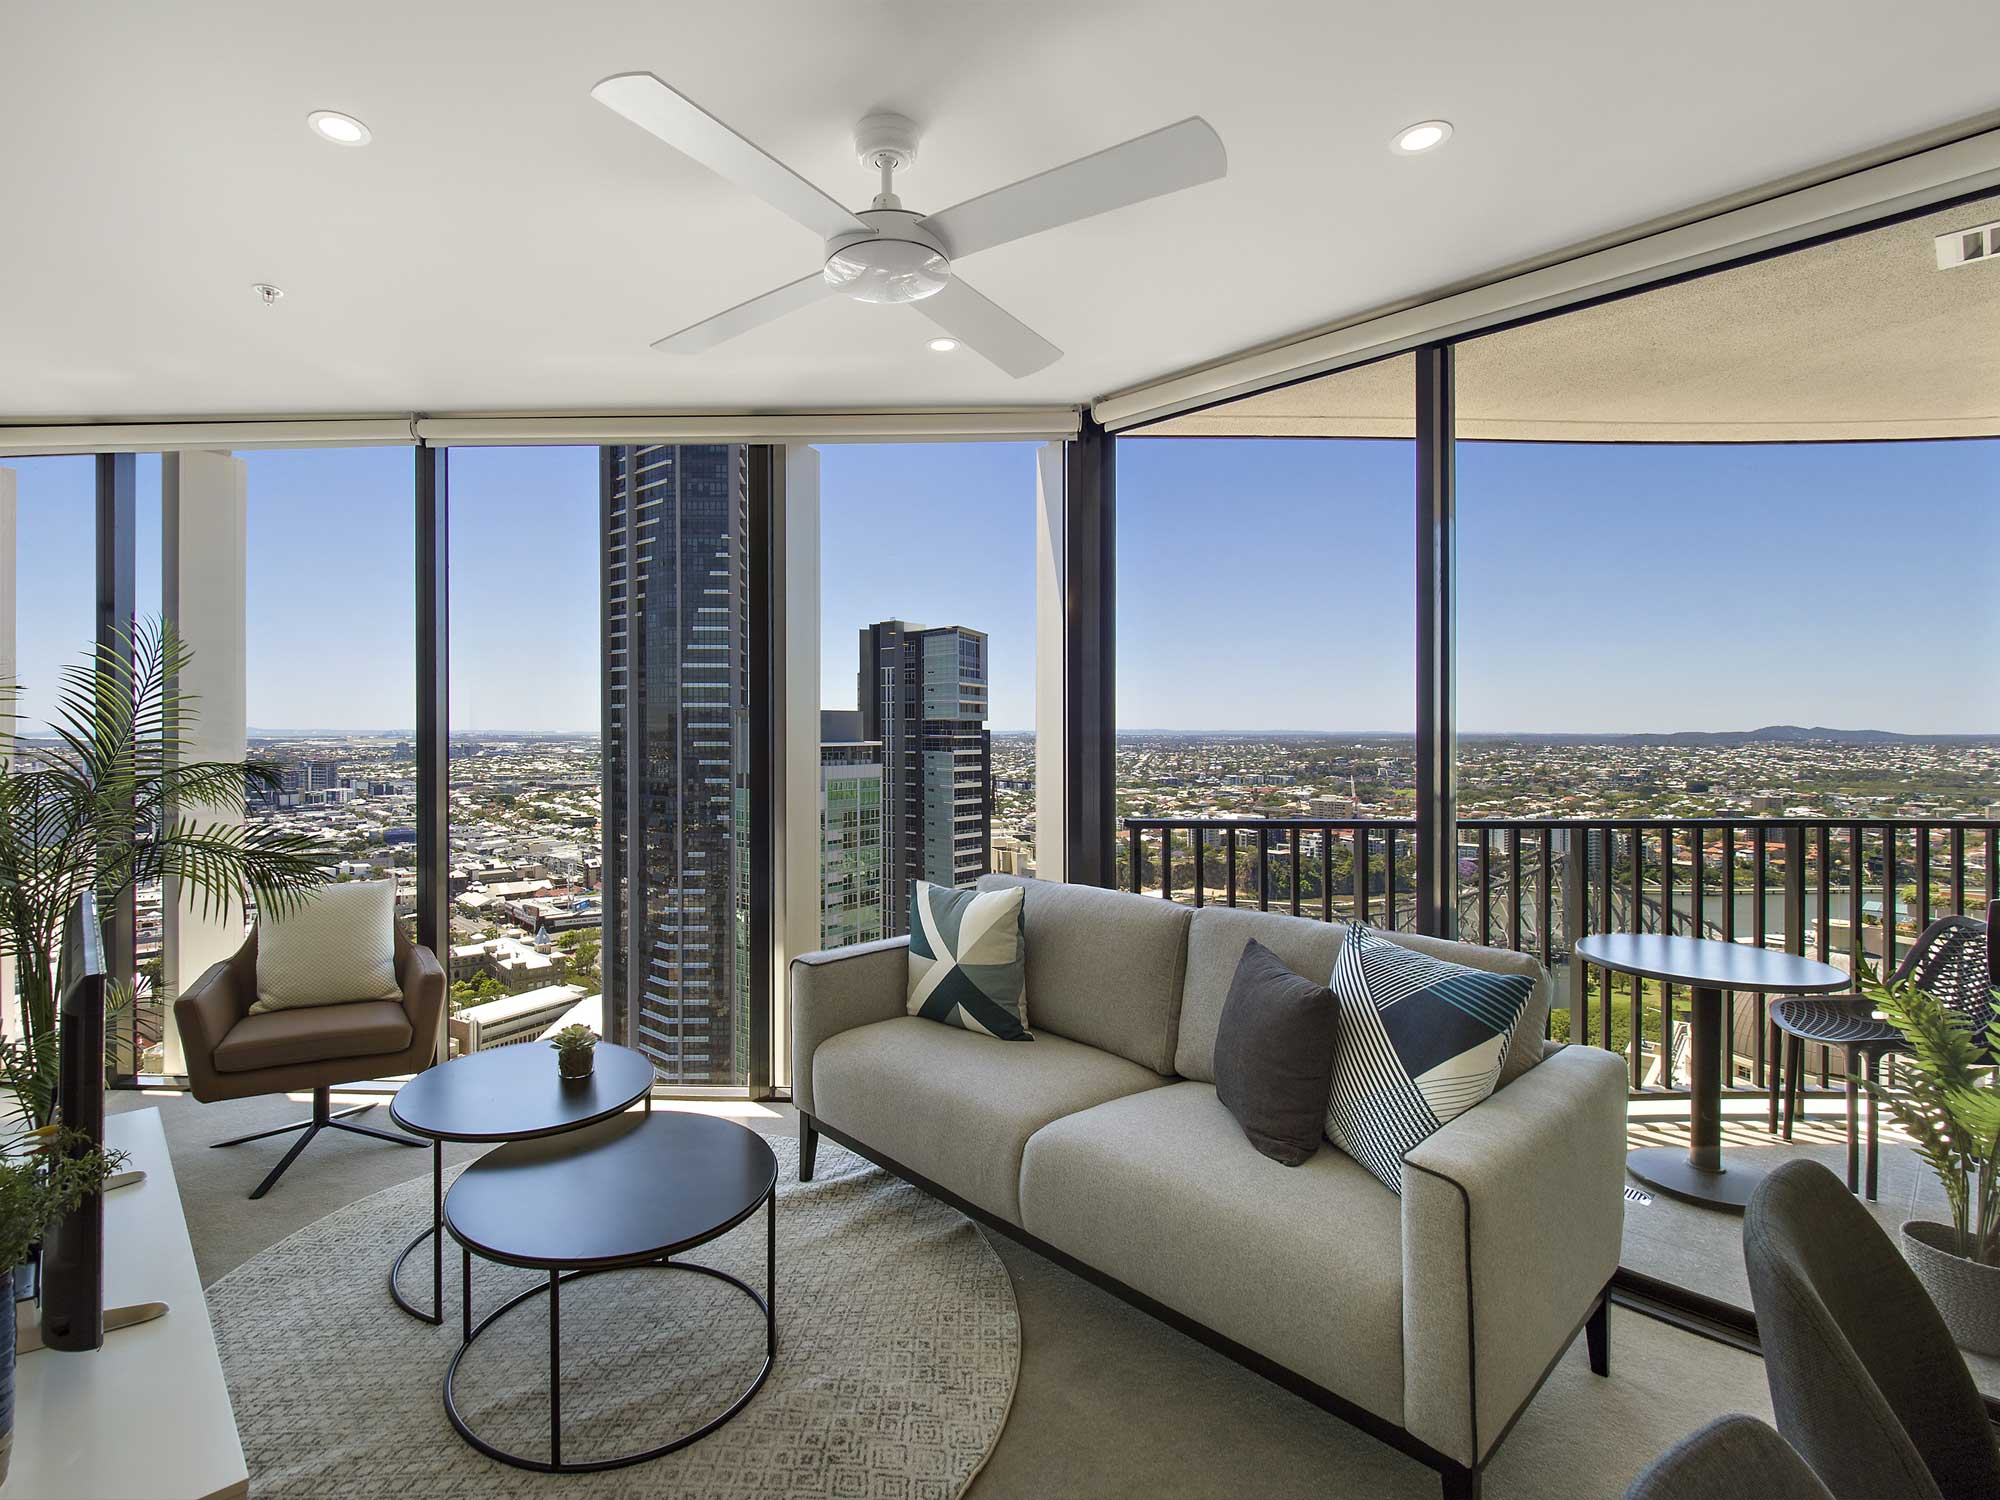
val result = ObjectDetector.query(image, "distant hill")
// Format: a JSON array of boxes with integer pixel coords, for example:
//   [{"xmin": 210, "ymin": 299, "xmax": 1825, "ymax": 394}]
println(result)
[{"xmin": 1602, "ymin": 725, "xmax": 1981, "ymax": 747}]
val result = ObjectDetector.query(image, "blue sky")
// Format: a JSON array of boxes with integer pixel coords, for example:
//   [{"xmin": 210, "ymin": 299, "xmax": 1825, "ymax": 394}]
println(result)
[{"xmin": 6, "ymin": 436, "xmax": 1995, "ymax": 736}]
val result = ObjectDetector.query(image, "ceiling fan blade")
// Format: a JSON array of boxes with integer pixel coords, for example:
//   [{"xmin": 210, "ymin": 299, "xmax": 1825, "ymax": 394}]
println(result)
[
  {"xmin": 911, "ymin": 278, "xmax": 1061, "ymax": 379},
  {"xmin": 920, "ymin": 117, "xmax": 1225, "ymax": 260},
  {"xmin": 651, "ymin": 273, "xmax": 834, "ymax": 354},
  {"xmin": 593, "ymin": 72, "xmax": 867, "ymax": 242}
]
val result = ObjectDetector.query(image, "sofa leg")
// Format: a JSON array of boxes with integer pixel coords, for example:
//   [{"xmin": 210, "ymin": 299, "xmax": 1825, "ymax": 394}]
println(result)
[
  {"xmin": 1586, "ymin": 1295, "xmax": 1610, "ymax": 1378},
  {"xmin": 1439, "ymin": 1461, "xmax": 1481, "ymax": 1500},
  {"xmin": 799, "ymin": 1114, "xmax": 819, "ymax": 1182}
]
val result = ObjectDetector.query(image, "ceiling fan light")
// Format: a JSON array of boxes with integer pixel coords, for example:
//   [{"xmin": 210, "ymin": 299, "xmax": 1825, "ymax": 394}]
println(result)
[{"xmin": 823, "ymin": 237, "xmax": 951, "ymax": 304}]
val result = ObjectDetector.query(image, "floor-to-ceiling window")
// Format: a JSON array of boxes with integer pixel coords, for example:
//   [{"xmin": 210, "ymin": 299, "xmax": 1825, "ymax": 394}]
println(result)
[
  {"xmin": 601, "ymin": 444, "xmax": 759, "ymax": 1088},
  {"xmin": 814, "ymin": 443, "xmax": 1041, "ymax": 945},
  {"xmin": 443, "ymin": 446, "xmax": 601, "ymax": 1055},
  {"xmin": 0, "ymin": 456, "xmax": 101, "ymax": 1054},
  {"xmin": 1113, "ymin": 355, "xmax": 1419, "ymax": 924}
]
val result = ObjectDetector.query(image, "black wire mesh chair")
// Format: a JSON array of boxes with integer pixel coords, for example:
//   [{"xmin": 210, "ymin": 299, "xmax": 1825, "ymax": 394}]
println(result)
[{"xmin": 1768, "ymin": 909, "xmax": 1994, "ymax": 1200}]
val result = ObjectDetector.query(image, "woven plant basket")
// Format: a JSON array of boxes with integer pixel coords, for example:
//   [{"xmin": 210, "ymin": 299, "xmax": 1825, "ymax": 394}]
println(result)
[{"xmin": 1902, "ymin": 1221, "xmax": 2000, "ymax": 1358}]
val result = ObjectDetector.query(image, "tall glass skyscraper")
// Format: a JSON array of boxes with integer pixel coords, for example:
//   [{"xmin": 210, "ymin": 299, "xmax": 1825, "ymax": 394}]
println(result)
[
  {"xmin": 602, "ymin": 444, "xmax": 750, "ymax": 1086},
  {"xmin": 858, "ymin": 620, "xmax": 992, "ymax": 937}
]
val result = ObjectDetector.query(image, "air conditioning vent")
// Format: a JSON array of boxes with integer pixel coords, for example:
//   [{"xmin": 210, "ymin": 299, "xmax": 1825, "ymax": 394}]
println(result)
[{"xmin": 1935, "ymin": 220, "xmax": 2000, "ymax": 270}]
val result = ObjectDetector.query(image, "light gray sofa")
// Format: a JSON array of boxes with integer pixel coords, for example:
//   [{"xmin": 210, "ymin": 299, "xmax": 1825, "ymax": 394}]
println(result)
[{"xmin": 792, "ymin": 875, "xmax": 1628, "ymax": 1500}]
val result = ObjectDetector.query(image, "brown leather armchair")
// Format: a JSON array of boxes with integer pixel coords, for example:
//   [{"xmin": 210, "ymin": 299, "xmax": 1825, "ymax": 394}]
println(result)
[{"xmin": 175, "ymin": 927, "xmax": 445, "ymax": 1199}]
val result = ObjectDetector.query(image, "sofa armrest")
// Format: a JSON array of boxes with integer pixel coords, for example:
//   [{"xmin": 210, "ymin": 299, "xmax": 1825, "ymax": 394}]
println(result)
[
  {"xmin": 398, "ymin": 943, "xmax": 447, "ymax": 1070},
  {"xmin": 174, "ymin": 957, "xmax": 249, "ymax": 1102},
  {"xmin": 789, "ymin": 936, "xmax": 909, "ymax": 1117},
  {"xmin": 1400, "ymin": 1043, "xmax": 1627, "ymax": 1467}
]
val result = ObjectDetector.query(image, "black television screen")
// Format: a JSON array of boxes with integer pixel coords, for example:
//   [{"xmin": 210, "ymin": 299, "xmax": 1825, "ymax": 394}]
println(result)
[{"xmin": 39, "ymin": 891, "xmax": 106, "ymax": 1352}]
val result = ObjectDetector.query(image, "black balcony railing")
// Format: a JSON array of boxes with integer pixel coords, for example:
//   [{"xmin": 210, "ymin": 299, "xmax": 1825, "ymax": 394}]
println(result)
[{"xmin": 1120, "ymin": 816, "xmax": 1999, "ymax": 1099}]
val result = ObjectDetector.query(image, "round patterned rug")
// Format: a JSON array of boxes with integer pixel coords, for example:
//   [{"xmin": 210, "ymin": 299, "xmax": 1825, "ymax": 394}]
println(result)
[{"xmin": 207, "ymin": 1130, "xmax": 1020, "ymax": 1498}]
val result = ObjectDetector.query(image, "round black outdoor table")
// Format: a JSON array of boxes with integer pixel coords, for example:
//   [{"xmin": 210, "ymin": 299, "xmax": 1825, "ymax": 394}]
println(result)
[
  {"xmin": 1575, "ymin": 933, "xmax": 1848, "ymax": 1212},
  {"xmin": 385, "ymin": 1041, "xmax": 656, "ymax": 1324},
  {"xmin": 442, "ymin": 1111, "xmax": 779, "ymax": 1473}
]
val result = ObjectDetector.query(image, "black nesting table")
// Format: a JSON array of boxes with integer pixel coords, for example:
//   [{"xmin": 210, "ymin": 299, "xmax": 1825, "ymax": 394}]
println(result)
[
  {"xmin": 1575, "ymin": 933, "xmax": 1848, "ymax": 1211},
  {"xmin": 442, "ymin": 1111, "xmax": 779, "ymax": 1473},
  {"xmin": 386, "ymin": 1042, "xmax": 656, "ymax": 1324}
]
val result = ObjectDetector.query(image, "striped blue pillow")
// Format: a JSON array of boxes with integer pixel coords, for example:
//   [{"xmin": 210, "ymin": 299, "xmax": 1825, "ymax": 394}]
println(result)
[{"xmin": 1324, "ymin": 924, "xmax": 1533, "ymax": 1193}]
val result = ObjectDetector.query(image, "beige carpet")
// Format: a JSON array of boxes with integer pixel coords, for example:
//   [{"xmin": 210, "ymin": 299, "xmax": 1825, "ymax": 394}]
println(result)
[
  {"xmin": 207, "ymin": 1133, "xmax": 1018, "ymax": 1498},
  {"xmin": 118, "ymin": 1088, "xmax": 1778, "ymax": 1498}
]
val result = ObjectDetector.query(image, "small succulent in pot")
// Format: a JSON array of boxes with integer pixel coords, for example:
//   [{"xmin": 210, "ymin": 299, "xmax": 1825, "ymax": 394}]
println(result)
[{"xmin": 549, "ymin": 1024, "xmax": 598, "ymax": 1081}]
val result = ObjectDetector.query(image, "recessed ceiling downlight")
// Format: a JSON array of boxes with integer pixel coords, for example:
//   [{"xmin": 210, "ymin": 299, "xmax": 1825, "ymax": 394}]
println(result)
[
  {"xmin": 927, "ymin": 337, "xmax": 960, "ymax": 353},
  {"xmin": 1392, "ymin": 120, "xmax": 1452, "ymax": 155},
  {"xmin": 308, "ymin": 110, "xmax": 371, "ymax": 146}
]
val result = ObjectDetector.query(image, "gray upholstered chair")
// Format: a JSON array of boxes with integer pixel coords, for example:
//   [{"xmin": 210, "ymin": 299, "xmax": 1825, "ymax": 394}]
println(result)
[
  {"xmin": 1744, "ymin": 1158, "xmax": 2000, "ymax": 1500},
  {"xmin": 175, "ymin": 927, "xmax": 442, "ymax": 1199},
  {"xmin": 1625, "ymin": 1416, "xmax": 1833, "ymax": 1500}
]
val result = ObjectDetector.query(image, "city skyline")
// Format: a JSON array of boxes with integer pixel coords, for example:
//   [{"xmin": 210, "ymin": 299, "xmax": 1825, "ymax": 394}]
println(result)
[{"xmin": 7, "ymin": 435, "xmax": 1996, "ymax": 735}]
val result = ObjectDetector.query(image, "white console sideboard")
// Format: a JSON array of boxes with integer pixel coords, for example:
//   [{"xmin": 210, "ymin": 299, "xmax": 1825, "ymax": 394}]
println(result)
[{"xmin": 7, "ymin": 1106, "xmax": 247, "ymax": 1499}]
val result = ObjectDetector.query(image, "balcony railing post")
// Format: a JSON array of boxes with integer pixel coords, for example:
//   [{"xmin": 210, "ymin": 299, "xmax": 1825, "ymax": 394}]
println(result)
[{"xmin": 1562, "ymin": 829, "xmax": 1587, "ymax": 1047}]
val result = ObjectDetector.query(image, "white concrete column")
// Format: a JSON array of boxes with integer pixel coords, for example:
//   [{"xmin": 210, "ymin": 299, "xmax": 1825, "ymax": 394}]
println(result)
[
  {"xmin": 1034, "ymin": 442, "xmax": 1066, "ymax": 884},
  {"xmin": 0, "ymin": 466, "xmax": 16, "ymax": 1035},
  {"xmin": 773, "ymin": 443, "xmax": 822, "ymax": 1090},
  {"xmin": 161, "ymin": 450, "xmax": 247, "ymax": 1075}
]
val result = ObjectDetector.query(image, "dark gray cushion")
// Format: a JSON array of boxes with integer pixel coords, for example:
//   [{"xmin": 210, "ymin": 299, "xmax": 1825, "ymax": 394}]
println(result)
[{"xmin": 1214, "ymin": 939, "xmax": 1340, "ymax": 1167}]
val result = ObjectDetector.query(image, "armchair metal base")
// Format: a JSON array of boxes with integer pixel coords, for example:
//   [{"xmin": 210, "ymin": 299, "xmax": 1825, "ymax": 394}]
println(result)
[{"xmin": 210, "ymin": 1085, "xmax": 423, "ymax": 1199}]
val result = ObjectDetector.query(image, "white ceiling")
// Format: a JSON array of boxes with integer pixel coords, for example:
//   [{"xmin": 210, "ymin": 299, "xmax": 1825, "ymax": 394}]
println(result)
[{"xmin": 3, "ymin": 0, "xmax": 1998, "ymax": 423}]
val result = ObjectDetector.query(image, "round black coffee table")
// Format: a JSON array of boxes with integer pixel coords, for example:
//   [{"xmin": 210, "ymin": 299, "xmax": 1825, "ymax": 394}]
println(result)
[
  {"xmin": 385, "ymin": 1041, "xmax": 656, "ymax": 1324},
  {"xmin": 442, "ymin": 1111, "xmax": 778, "ymax": 1473},
  {"xmin": 1575, "ymin": 933, "xmax": 1848, "ymax": 1211}
]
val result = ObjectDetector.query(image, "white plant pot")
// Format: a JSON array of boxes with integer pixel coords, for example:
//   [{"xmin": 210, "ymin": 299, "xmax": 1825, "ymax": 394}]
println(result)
[{"xmin": 1902, "ymin": 1220, "xmax": 2000, "ymax": 1358}]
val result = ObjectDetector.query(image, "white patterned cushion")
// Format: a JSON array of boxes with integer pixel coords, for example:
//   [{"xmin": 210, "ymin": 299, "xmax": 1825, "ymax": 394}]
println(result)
[
  {"xmin": 1324, "ymin": 924, "xmax": 1533, "ymax": 1193},
  {"xmin": 252, "ymin": 880, "xmax": 404, "ymax": 1014}
]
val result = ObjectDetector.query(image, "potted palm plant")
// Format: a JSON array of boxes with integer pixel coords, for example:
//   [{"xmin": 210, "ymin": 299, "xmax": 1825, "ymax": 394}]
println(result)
[
  {"xmin": 1857, "ymin": 954, "xmax": 2000, "ymax": 1355},
  {"xmin": 1, "ymin": 618, "xmax": 329, "ymax": 1125}
]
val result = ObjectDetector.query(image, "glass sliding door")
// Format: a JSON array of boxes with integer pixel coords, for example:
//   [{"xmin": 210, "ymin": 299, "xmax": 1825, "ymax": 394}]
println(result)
[
  {"xmin": 1453, "ymin": 189, "xmax": 2000, "ymax": 1361},
  {"xmin": 443, "ymin": 446, "xmax": 602, "ymax": 1057}
]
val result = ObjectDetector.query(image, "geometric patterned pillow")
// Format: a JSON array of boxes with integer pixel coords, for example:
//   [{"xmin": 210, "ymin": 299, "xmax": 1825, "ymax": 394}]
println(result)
[
  {"xmin": 906, "ymin": 881, "xmax": 1031, "ymax": 1041},
  {"xmin": 1323, "ymin": 923, "xmax": 1533, "ymax": 1193},
  {"xmin": 252, "ymin": 879, "xmax": 404, "ymax": 1014}
]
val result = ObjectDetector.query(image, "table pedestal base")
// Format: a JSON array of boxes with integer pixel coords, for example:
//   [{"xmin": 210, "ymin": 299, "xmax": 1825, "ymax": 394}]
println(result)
[{"xmin": 1627, "ymin": 1146, "xmax": 1764, "ymax": 1212}]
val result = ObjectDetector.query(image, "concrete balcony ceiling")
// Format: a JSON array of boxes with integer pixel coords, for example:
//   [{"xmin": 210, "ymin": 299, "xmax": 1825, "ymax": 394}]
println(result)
[{"xmin": 1139, "ymin": 196, "xmax": 2000, "ymax": 442}]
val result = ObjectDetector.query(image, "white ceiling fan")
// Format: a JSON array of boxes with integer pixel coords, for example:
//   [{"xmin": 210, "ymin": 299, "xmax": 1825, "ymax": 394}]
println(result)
[{"xmin": 591, "ymin": 73, "xmax": 1227, "ymax": 378}]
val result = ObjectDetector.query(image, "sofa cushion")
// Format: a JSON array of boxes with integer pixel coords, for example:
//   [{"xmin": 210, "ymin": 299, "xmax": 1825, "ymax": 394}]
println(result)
[
  {"xmin": 1214, "ymin": 939, "xmax": 1340, "ymax": 1167},
  {"xmin": 811, "ymin": 1016, "xmax": 1169, "ymax": 1225},
  {"xmin": 1177, "ymin": 906, "xmax": 1551, "ymax": 1090},
  {"xmin": 1019, "ymin": 1082, "xmax": 1407, "ymax": 1426},
  {"xmin": 1325, "ymin": 924, "xmax": 1534, "ymax": 1194},
  {"xmin": 907, "ymin": 881, "xmax": 1030, "ymax": 1039},
  {"xmin": 975, "ymin": 875, "xmax": 1191, "ymax": 1074},
  {"xmin": 213, "ymin": 1000, "xmax": 413, "ymax": 1074}
]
